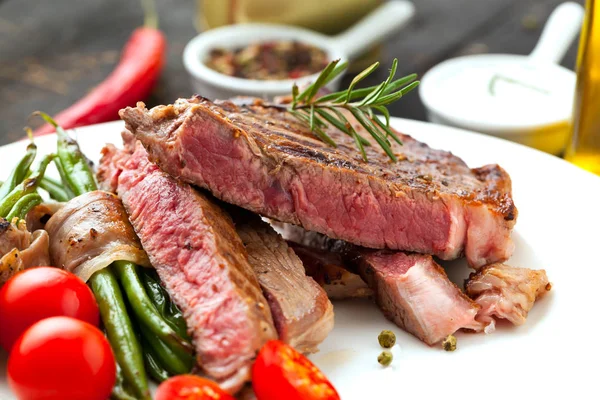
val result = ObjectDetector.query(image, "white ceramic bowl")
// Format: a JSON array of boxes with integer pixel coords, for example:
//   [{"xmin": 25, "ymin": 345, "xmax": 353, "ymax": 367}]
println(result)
[
  {"xmin": 419, "ymin": 2, "xmax": 584, "ymax": 155},
  {"xmin": 183, "ymin": 1, "xmax": 415, "ymax": 100}
]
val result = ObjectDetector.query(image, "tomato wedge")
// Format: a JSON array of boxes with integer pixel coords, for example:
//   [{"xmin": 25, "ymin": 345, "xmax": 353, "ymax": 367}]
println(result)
[
  {"xmin": 155, "ymin": 375, "xmax": 235, "ymax": 400},
  {"xmin": 252, "ymin": 340, "xmax": 340, "ymax": 400}
]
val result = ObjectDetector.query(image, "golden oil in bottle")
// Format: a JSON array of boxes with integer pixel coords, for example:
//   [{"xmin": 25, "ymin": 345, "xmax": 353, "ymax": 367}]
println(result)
[{"xmin": 565, "ymin": 0, "xmax": 600, "ymax": 175}]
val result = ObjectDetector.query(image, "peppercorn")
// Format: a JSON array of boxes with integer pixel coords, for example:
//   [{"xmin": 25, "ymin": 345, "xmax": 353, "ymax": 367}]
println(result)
[
  {"xmin": 377, "ymin": 350, "xmax": 393, "ymax": 367},
  {"xmin": 442, "ymin": 334, "xmax": 457, "ymax": 351},
  {"xmin": 378, "ymin": 330, "xmax": 396, "ymax": 348}
]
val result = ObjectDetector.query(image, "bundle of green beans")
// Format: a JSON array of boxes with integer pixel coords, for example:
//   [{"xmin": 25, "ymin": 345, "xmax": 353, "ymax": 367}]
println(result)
[
  {"xmin": 37, "ymin": 113, "xmax": 194, "ymax": 400},
  {"xmin": 0, "ymin": 141, "xmax": 53, "ymax": 221}
]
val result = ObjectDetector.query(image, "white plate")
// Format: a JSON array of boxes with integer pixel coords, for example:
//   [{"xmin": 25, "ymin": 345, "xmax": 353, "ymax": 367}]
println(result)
[{"xmin": 1, "ymin": 118, "xmax": 599, "ymax": 400}]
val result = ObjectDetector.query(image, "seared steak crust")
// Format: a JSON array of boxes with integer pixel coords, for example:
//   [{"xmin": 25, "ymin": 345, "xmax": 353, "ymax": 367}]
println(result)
[{"xmin": 121, "ymin": 97, "xmax": 516, "ymax": 267}]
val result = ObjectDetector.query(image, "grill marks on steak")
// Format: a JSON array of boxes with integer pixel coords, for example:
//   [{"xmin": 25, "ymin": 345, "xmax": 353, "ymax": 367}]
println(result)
[
  {"xmin": 120, "ymin": 97, "xmax": 516, "ymax": 267},
  {"xmin": 231, "ymin": 211, "xmax": 334, "ymax": 353},
  {"xmin": 99, "ymin": 141, "xmax": 277, "ymax": 393},
  {"xmin": 276, "ymin": 224, "xmax": 483, "ymax": 345}
]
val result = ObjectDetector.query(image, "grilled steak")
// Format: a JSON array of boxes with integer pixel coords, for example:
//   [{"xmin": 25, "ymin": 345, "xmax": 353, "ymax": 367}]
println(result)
[
  {"xmin": 277, "ymin": 223, "xmax": 483, "ymax": 345},
  {"xmin": 466, "ymin": 263, "xmax": 551, "ymax": 331},
  {"xmin": 353, "ymin": 251, "xmax": 483, "ymax": 345},
  {"xmin": 121, "ymin": 97, "xmax": 517, "ymax": 267},
  {"xmin": 231, "ymin": 210, "xmax": 334, "ymax": 353},
  {"xmin": 98, "ymin": 139, "xmax": 277, "ymax": 394},
  {"xmin": 290, "ymin": 243, "xmax": 373, "ymax": 300}
]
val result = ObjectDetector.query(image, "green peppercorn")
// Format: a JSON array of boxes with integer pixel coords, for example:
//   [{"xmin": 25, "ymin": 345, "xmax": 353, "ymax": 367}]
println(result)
[
  {"xmin": 378, "ymin": 330, "xmax": 396, "ymax": 348},
  {"xmin": 377, "ymin": 350, "xmax": 393, "ymax": 367},
  {"xmin": 442, "ymin": 334, "xmax": 457, "ymax": 351}
]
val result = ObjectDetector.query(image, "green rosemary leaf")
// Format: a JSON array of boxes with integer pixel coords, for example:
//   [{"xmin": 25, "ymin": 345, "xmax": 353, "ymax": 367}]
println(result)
[
  {"xmin": 292, "ymin": 83, "xmax": 299, "ymax": 107},
  {"xmin": 349, "ymin": 108, "xmax": 396, "ymax": 161},
  {"xmin": 315, "ymin": 108, "xmax": 370, "ymax": 147},
  {"xmin": 380, "ymin": 74, "xmax": 418, "ymax": 96},
  {"xmin": 309, "ymin": 105, "xmax": 316, "ymax": 131},
  {"xmin": 359, "ymin": 58, "xmax": 398, "ymax": 106},
  {"xmin": 289, "ymin": 109, "xmax": 310, "ymax": 124},
  {"xmin": 352, "ymin": 131, "xmax": 368, "ymax": 162},
  {"xmin": 373, "ymin": 114, "xmax": 403, "ymax": 146},
  {"xmin": 315, "ymin": 108, "xmax": 350, "ymax": 135},
  {"xmin": 325, "ymin": 107, "xmax": 371, "ymax": 146},
  {"xmin": 298, "ymin": 59, "xmax": 341, "ymax": 102},
  {"xmin": 345, "ymin": 61, "xmax": 379, "ymax": 103},
  {"xmin": 358, "ymin": 81, "xmax": 387, "ymax": 106},
  {"xmin": 323, "ymin": 60, "xmax": 349, "ymax": 85},
  {"xmin": 313, "ymin": 126, "xmax": 338, "ymax": 148},
  {"xmin": 373, "ymin": 105, "xmax": 390, "ymax": 127}
]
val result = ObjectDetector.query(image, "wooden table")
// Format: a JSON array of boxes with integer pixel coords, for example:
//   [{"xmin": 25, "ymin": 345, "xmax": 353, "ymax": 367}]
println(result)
[{"xmin": 0, "ymin": 0, "xmax": 583, "ymax": 145}]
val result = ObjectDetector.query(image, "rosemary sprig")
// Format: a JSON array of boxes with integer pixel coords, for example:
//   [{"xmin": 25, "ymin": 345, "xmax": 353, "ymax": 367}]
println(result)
[{"xmin": 288, "ymin": 58, "xmax": 419, "ymax": 161}]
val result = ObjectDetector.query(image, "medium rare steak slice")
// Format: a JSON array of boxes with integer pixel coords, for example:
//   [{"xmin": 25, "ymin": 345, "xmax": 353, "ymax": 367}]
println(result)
[
  {"xmin": 353, "ymin": 251, "xmax": 483, "ymax": 345},
  {"xmin": 277, "ymin": 224, "xmax": 483, "ymax": 345},
  {"xmin": 121, "ymin": 97, "xmax": 517, "ymax": 267},
  {"xmin": 98, "ymin": 140, "xmax": 277, "ymax": 393},
  {"xmin": 466, "ymin": 263, "xmax": 551, "ymax": 332},
  {"xmin": 231, "ymin": 210, "xmax": 334, "ymax": 353}
]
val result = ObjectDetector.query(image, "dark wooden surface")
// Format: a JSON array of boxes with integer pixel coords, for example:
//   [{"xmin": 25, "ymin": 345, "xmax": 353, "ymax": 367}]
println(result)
[{"xmin": 0, "ymin": 0, "xmax": 584, "ymax": 145}]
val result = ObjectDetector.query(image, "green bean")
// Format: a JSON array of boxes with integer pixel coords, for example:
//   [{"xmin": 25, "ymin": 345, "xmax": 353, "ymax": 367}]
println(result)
[
  {"xmin": 112, "ymin": 260, "xmax": 194, "ymax": 355},
  {"xmin": 0, "ymin": 155, "xmax": 53, "ymax": 218},
  {"xmin": 139, "ymin": 268, "xmax": 190, "ymax": 340},
  {"xmin": 110, "ymin": 363, "xmax": 138, "ymax": 400},
  {"xmin": 52, "ymin": 157, "xmax": 76, "ymax": 199},
  {"xmin": 39, "ymin": 175, "xmax": 70, "ymax": 202},
  {"xmin": 0, "ymin": 142, "xmax": 36, "ymax": 201},
  {"xmin": 140, "ymin": 325, "xmax": 193, "ymax": 376},
  {"xmin": 90, "ymin": 268, "xmax": 150, "ymax": 400},
  {"xmin": 141, "ymin": 335, "xmax": 170, "ymax": 383},
  {"xmin": 37, "ymin": 112, "xmax": 96, "ymax": 196},
  {"xmin": 6, "ymin": 193, "xmax": 42, "ymax": 221}
]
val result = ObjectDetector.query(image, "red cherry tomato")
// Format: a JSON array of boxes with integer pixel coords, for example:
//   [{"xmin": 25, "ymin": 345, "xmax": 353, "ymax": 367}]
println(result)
[
  {"xmin": 0, "ymin": 267, "xmax": 99, "ymax": 351},
  {"xmin": 8, "ymin": 316, "xmax": 116, "ymax": 400},
  {"xmin": 155, "ymin": 375, "xmax": 235, "ymax": 400},
  {"xmin": 252, "ymin": 340, "xmax": 340, "ymax": 400}
]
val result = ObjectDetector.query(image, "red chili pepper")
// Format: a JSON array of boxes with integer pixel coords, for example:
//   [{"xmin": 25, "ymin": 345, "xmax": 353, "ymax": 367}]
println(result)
[{"xmin": 34, "ymin": 5, "xmax": 166, "ymax": 135}]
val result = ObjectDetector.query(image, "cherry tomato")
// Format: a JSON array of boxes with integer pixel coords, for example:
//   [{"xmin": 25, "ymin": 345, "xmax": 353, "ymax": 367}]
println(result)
[
  {"xmin": 252, "ymin": 340, "xmax": 340, "ymax": 400},
  {"xmin": 155, "ymin": 375, "xmax": 235, "ymax": 400},
  {"xmin": 8, "ymin": 316, "xmax": 116, "ymax": 400},
  {"xmin": 0, "ymin": 267, "xmax": 99, "ymax": 351}
]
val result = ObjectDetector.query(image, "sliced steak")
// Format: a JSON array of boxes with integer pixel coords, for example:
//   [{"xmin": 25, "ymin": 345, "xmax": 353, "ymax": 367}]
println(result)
[
  {"xmin": 466, "ymin": 263, "xmax": 551, "ymax": 331},
  {"xmin": 98, "ymin": 140, "xmax": 277, "ymax": 394},
  {"xmin": 290, "ymin": 243, "xmax": 373, "ymax": 300},
  {"xmin": 231, "ymin": 210, "xmax": 334, "ymax": 353},
  {"xmin": 354, "ymin": 251, "xmax": 483, "ymax": 345},
  {"xmin": 276, "ymin": 224, "xmax": 483, "ymax": 345},
  {"xmin": 121, "ymin": 97, "xmax": 517, "ymax": 267}
]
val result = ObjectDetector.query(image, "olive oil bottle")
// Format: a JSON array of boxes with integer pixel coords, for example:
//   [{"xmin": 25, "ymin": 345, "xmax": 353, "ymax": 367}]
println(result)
[{"xmin": 565, "ymin": 0, "xmax": 600, "ymax": 175}]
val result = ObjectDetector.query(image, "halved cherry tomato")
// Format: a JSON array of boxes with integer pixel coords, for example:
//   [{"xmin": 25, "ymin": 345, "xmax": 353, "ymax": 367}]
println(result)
[
  {"xmin": 253, "ymin": 340, "xmax": 340, "ymax": 400},
  {"xmin": 8, "ymin": 316, "xmax": 116, "ymax": 400},
  {"xmin": 155, "ymin": 375, "xmax": 235, "ymax": 400},
  {"xmin": 0, "ymin": 267, "xmax": 99, "ymax": 351}
]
